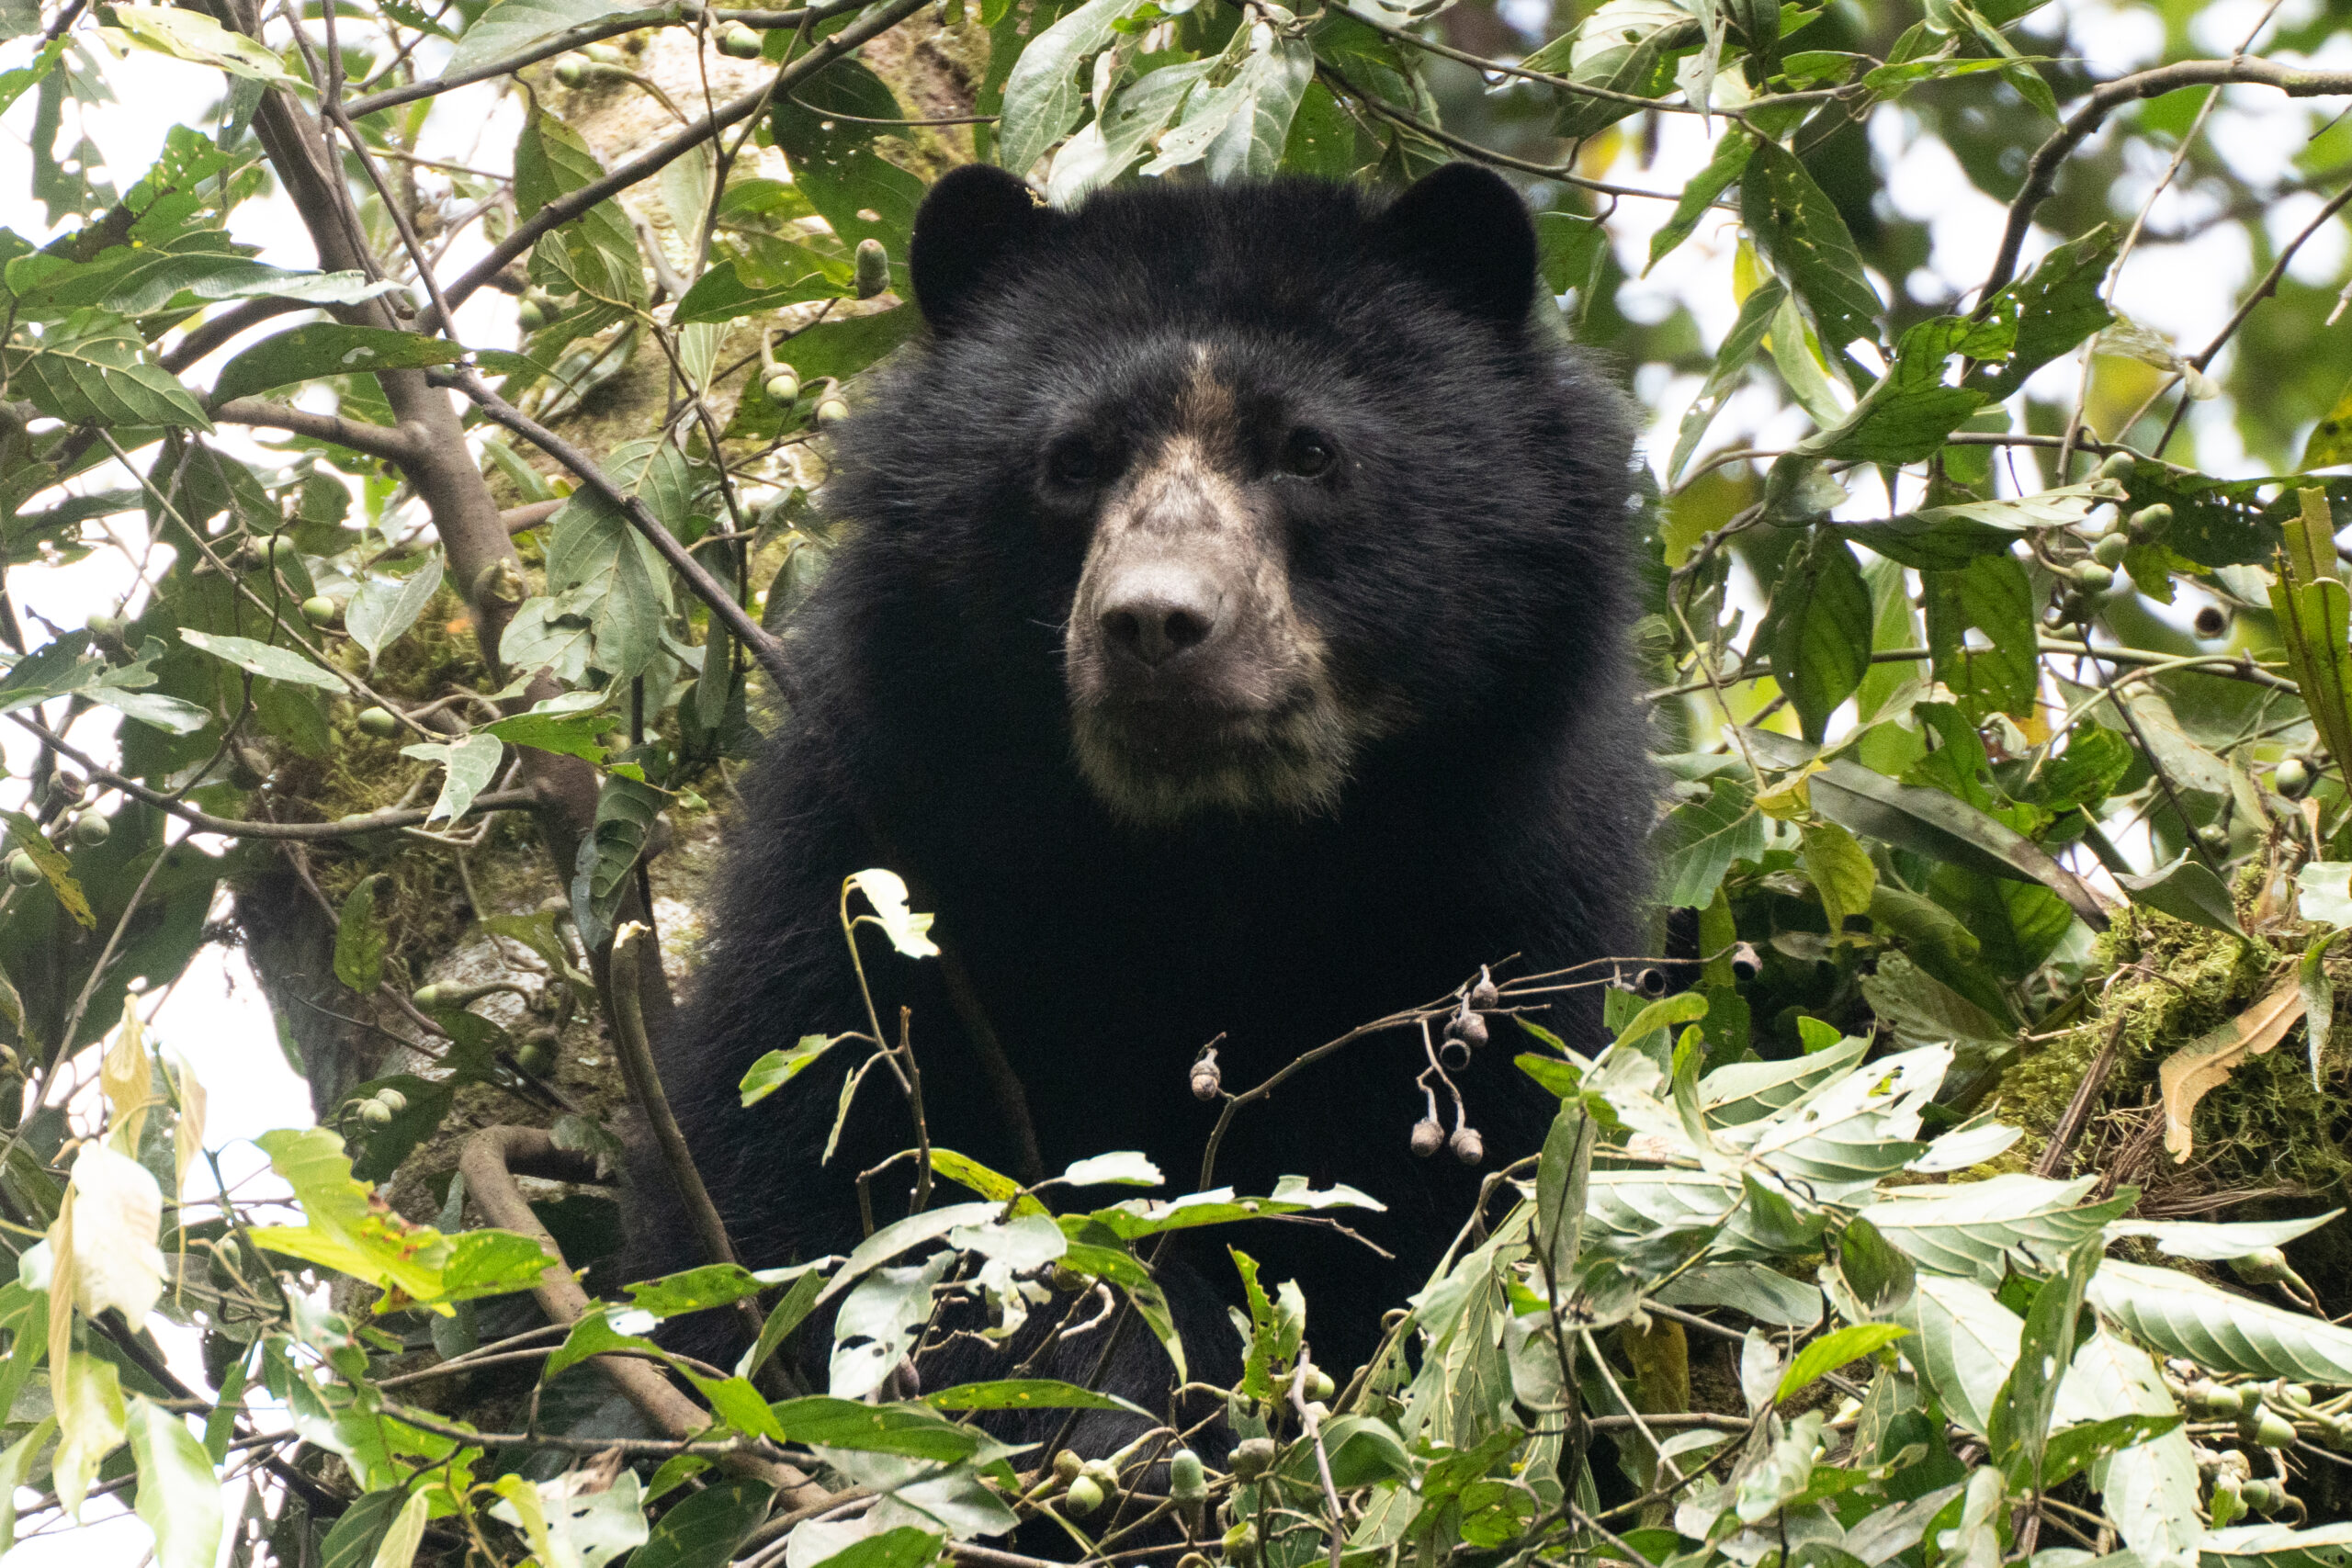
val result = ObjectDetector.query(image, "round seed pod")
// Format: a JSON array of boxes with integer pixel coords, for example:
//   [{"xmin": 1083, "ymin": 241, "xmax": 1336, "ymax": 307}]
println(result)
[
  {"xmin": 718, "ymin": 22, "xmax": 763, "ymax": 55},
  {"xmin": 514, "ymin": 1041, "xmax": 555, "ymax": 1076},
  {"xmin": 1190, "ymin": 1059, "xmax": 1222, "ymax": 1100},
  {"xmin": 1052, "ymin": 1450, "xmax": 1084, "ymax": 1483},
  {"xmin": 214, "ymin": 1236, "xmax": 240, "ymax": 1271},
  {"xmin": 412, "ymin": 984, "xmax": 446, "ymax": 1010},
  {"xmin": 1634, "ymin": 965, "xmax": 1668, "ymax": 998},
  {"xmin": 555, "ymin": 56, "xmax": 590, "ymax": 86},
  {"xmin": 1178, "ymin": 1555, "xmax": 1213, "ymax": 1568},
  {"xmin": 2188, "ymin": 1380, "xmax": 2244, "ymax": 1417},
  {"xmin": 815, "ymin": 396, "xmax": 852, "ymax": 427},
  {"xmin": 1229, "ymin": 1438, "xmax": 1275, "ymax": 1482},
  {"xmin": 375, "ymin": 1088, "xmax": 408, "ymax": 1113},
  {"xmin": 517, "ymin": 298, "xmax": 548, "ymax": 332},
  {"xmin": 583, "ymin": 41, "xmax": 621, "ymax": 62},
  {"xmin": 266, "ymin": 535, "xmax": 301, "ymax": 565},
  {"xmin": 1063, "ymin": 1475, "xmax": 1103, "ymax": 1517},
  {"xmin": 1305, "ymin": 1365, "xmax": 1335, "ymax": 1402},
  {"xmin": 71, "ymin": 812, "xmax": 109, "ymax": 847},
  {"xmin": 5, "ymin": 853, "xmax": 38, "ymax": 888},
  {"xmin": 2075, "ymin": 561, "xmax": 2116, "ymax": 594},
  {"xmin": 2097, "ymin": 451, "xmax": 2138, "ymax": 482},
  {"xmin": 1450, "ymin": 1125, "xmax": 1485, "ymax": 1166},
  {"xmin": 2275, "ymin": 758, "xmax": 2312, "ymax": 799},
  {"xmin": 85, "ymin": 613, "xmax": 124, "ymax": 641},
  {"xmin": 1221, "ymin": 1522, "xmax": 1259, "ymax": 1565},
  {"xmin": 1169, "ymin": 1449, "xmax": 1205, "ymax": 1504},
  {"xmin": 2127, "ymin": 502, "xmax": 2173, "ymax": 537},
  {"xmin": 1408, "ymin": 1118, "xmax": 1444, "ymax": 1158},
  {"xmin": 764, "ymin": 367, "xmax": 801, "ymax": 405},
  {"xmin": 2233, "ymin": 1246, "xmax": 2295, "ymax": 1284},
  {"xmin": 1468, "ymin": 967, "xmax": 1499, "ymax": 1010},
  {"xmin": 356, "ymin": 705, "xmax": 401, "ymax": 739},
  {"xmin": 1437, "ymin": 1037, "xmax": 1471, "ymax": 1072},
  {"xmin": 2093, "ymin": 531, "xmax": 2129, "ymax": 568},
  {"xmin": 358, "ymin": 1099, "xmax": 393, "ymax": 1127},
  {"xmin": 301, "ymin": 595, "xmax": 339, "ymax": 627},
  {"xmin": 2199, "ymin": 822, "xmax": 2229, "ymax": 850},
  {"xmin": 2242, "ymin": 1479, "xmax": 2278, "ymax": 1511},
  {"xmin": 1447, "ymin": 1008, "xmax": 1488, "ymax": 1050},
  {"xmin": 854, "ymin": 239, "xmax": 890, "ymax": 299}
]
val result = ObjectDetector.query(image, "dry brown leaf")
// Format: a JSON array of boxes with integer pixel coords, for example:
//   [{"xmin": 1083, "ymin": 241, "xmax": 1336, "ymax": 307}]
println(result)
[{"xmin": 2159, "ymin": 977, "xmax": 2306, "ymax": 1163}]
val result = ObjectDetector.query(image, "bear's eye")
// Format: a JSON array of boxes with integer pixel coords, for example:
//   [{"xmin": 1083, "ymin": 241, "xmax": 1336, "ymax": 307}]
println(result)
[
  {"xmin": 1046, "ymin": 436, "xmax": 1105, "ymax": 489},
  {"xmin": 1279, "ymin": 428, "xmax": 1337, "ymax": 479}
]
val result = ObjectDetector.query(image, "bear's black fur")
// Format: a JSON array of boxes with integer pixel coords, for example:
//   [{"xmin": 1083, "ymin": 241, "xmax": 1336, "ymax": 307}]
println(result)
[{"xmin": 638, "ymin": 164, "xmax": 1653, "ymax": 1432}]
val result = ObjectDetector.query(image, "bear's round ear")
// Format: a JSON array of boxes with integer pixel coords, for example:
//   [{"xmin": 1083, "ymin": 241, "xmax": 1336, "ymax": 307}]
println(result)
[
  {"xmin": 910, "ymin": 165, "xmax": 1057, "ymax": 333},
  {"xmin": 1369, "ymin": 163, "xmax": 1539, "ymax": 326}
]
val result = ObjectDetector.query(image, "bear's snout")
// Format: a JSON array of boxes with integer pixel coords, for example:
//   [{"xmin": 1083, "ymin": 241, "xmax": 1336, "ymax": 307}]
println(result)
[{"xmin": 1093, "ymin": 557, "xmax": 1224, "ymax": 671}]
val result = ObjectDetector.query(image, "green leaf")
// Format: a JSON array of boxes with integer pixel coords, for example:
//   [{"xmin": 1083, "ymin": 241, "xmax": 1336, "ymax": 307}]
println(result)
[
  {"xmin": 1787, "ymin": 311, "xmax": 2009, "ymax": 465},
  {"xmin": 1648, "ymin": 129, "xmax": 1753, "ymax": 274},
  {"xmin": 671, "ymin": 256, "xmax": 840, "ymax": 325},
  {"xmin": 1967, "ymin": 226, "xmax": 2117, "ymax": 401},
  {"xmin": 177, "ymin": 626, "xmax": 344, "ymax": 690},
  {"xmin": 0, "ymin": 1416, "xmax": 57, "ymax": 1554},
  {"xmin": 770, "ymin": 60, "xmax": 926, "ymax": 270},
  {"xmin": 4, "ymin": 321, "xmax": 210, "ymax": 430},
  {"xmin": 1798, "ymin": 818, "xmax": 1875, "ymax": 931},
  {"xmin": 447, "ymin": 0, "xmax": 662, "ymax": 74},
  {"xmin": 997, "ymin": 0, "xmax": 1138, "ymax": 175},
  {"xmin": 211, "ymin": 324, "xmax": 463, "ymax": 405},
  {"xmin": 1922, "ymin": 551, "xmax": 2037, "ymax": 719},
  {"xmin": 317, "ymin": 1486, "xmax": 410, "ymax": 1568},
  {"xmin": 625, "ymin": 1480, "xmax": 775, "ymax": 1568},
  {"xmin": 738, "ymin": 1034, "xmax": 842, "ymax": 1106},
  {"xmin": 482, "ymin": 690, "xmax": 611, "ymax": 762},
  {"xmin": 1775, "ymin": 1322, "xmax": 1908, "ymax": 1403},
  {"xmin": 1740, "ymin": 138, "xmax": 1881, "ymax": 365},
  {"xmin": 1893, "ymin": 1272, "xmax": 2018, "ymax": 1441},
  {"xmin": 545, "ymin": 1306, "xmax": 670, "ymax": 1381},
  {"xmin": 345, "ymin": 550, "xmax": 445, "ymax": 666},
  {"xmin": 534, "ymin": 438, "xmax": 684, "ymax": 684},
  {"xmin": 398, "ymin": 732, "xmax": 506, "ymax": 827},
  {"xmin": 1669, "ymin": 278, "xmax": 1784, "ymax": 479},
  {"xmin": 2119, "ymin": 852, "xmax": 2245, "ymax": 939},
  {"xmin": 2060, "ymin": 1330, "xmax": 2200, "ymax": 1568},
  {"xmin": 333, "ymin": 873, "xmax": 387, "ymax": 994},
  {"xmin": 2033, "ymin": 1411, "xmax": 2179, "ymax": 1492},
  {"xmin": 2088, "ymin": 1258, "xmax": 2352, "ymax": 1380},
  {"xmin": 1992, "ymin": 1235, "xmax": 2100, "ymax": 1483},
  {"xmin": 1546, "ymin": 1, "xmax": 1702, "ymax": 140},
  {"xmin": 1761, "ymin": 533, "xmax": 1871, "ymax": 741},
  {"xmin": 1653, "ymin": 776, "xmax": 1765, "ymax": 908},
  {"xmin": 570, "ymin": 767, "xmax": 667, "ymax": 948},
  {"xmin": 2206, "ymin": 1524, "xmax": 2352, "ymax": 1568},
  {"xmin": 1138, "ymin": 28, "xmax": 1312, "ymax": 181},
  {"xmin": 1861, "ymin": 1174, "xmax": 2127, "ymax": 1284},
  {"xmin": 53, "ymin": 1348, "xmax": 127, "ymax": 1517},
  {"xmin": 369, "ymin": 1490, "xmax": 432, "ymax": 1568},
  {"xmin": 792, "ymin": 1528, "xmax": 942, "ymax": 1568},
  {"xmin": 514, "ymin": 106, "xmax": 647, "ymax": 307},
  {"xmin": 921, "ymin": 1379, "xmax": 1148, "ymax": 1415},
  {"xmin": 628, "ymin": 1262, "xmax": 767, "ymax": 1319},
  {"xmin": 741, "ymin": 1269, "xmax": 825, "ymax": 1379},
  {"xmin": 127, "ymin": 1393, "xmax": 221, "ymax": 1568},
  {"xmin": 101, "ymin": 5, "xmax": 300, "ymax": 84},
  {"xmin": 768, "ymin": 1397, "xmax": 989, "ymax": 1460}
]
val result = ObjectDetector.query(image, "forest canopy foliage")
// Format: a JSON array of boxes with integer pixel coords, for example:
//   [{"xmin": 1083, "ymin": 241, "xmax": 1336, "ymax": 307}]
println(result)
[{"xmin": 13, "ymin": 0, "xmax": 2352, "ymax": 1564}]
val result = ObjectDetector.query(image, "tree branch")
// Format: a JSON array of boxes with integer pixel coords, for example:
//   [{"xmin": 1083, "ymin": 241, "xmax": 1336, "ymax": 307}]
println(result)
[
  {"xmin": 161, "ymin": 296, "xmax": 315, "ymax": 374},
  {"xmin": 424, "ymin": 0, "xmax": 933, "ymax": 331},
  {"xmin": 12, "ymin": 714, "xmax": 543, "ymax": 841},
  {"xmin": 211, "ymin": 397, "xmax": 427, "ymax": 463},
  {"xmin": 1974, "ymin": 57, "xmax": 2352, "ymax": 310}
]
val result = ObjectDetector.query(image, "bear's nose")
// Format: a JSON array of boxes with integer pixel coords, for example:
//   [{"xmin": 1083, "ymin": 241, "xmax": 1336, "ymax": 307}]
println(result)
[{"xmin": 1098, "ymin": 568, "xmax": 1221, "ymax": 669}]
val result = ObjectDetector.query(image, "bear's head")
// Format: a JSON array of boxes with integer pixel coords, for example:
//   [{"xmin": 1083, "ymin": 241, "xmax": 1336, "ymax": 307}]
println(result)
[{"xmin": 827, "ymin": 164, "xmax": 1634, "ymax": 828}]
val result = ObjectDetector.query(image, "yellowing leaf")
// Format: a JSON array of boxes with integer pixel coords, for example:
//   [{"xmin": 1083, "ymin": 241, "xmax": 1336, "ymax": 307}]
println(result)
[
  {"xmin": 58, "ymin": 1143, "xmax": 166, "ymax": 1324},
  {"xmin": 102, "ymin": 993, "xmax": 153, "ymax": 1156},
  {"xmin": 166, "ymin": 1050, "xmax": 206, "ymax": 1201},
  {"xmin": 2159, "ymin": 978, "xmax": 2306, "ymax": 1164},
  {"xmin": 52, "ymin": 1349, "xmax": 126, "ymax": 1518},
  {"xmin": 847, "ymin": 868, "xmax": 939, "ymax": 958}
]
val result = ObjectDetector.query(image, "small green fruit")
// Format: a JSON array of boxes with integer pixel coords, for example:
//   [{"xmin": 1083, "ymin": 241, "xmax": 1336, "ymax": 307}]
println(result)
[
  {"xmin": 764, "ymin": 367, "xmax": 801, "ymax": 404},
  {"xmin": 301, "ymin": 595, "xmax": 339, "ymax": 627},
  {"xmin": 85, "ymin": 613, "xmax": 124, "ymax": 641},
  {"xmin": 6, "ymin": 853, "xmax": 39, "ymax": 889},
  {"xmin": 2127, "ymin": 502, "xmax": 2173, "ymax": 537},
  {"xmin": 555, "ymin": 56, "xmax": 590, "ymax": 86},
  {"xmin": 2276, "ymin": 758, "xmax": 2312, "ymax": 799},
  {"xmin": 357, "ymin": 1099, "xmax": 393, "ymax": 1127},
  {"xmin": 412, "ymin": 983, "xmax": 446, "ymax": 1010},
  {"xmin": 1169, "ymin": 1448, "xmax": 1205, "ymax": 1502},
  {"xmin": 514, "ymin": 1042, "xmax": 555, "ymax": 1075},
  {"xmin": 214, "ymin": 1236, "xmax": 240, "ymax": 1270},
  {"xmin": 2097, "ymin": 451, "xmax": 2138, "ymax": 482},
  {"xmin": 267, "ymin": 535, "xmax": 302, "ymax": 565},
  {"xmin": 1052, "ymin": 1450, "xmax": 1083, "ymax": 1483},
  {"xmin": 1063, "ymin": 1475, "xmax": 1103, "ymax": 1517},
  {"xmin": 1221, "ymin": 1521, "xmax": 1259, "ymax": 1565},
  {"xmin": 2188, "ymin": 1379, "xmax": 2242, "ymax": 1417},
  {"xmin": 1305, "ymin": 1365, "xmax": 1335, "ymax": 1402},
  {"xmin": 2093, "ymin": 531, "xmax": 2129, "ymax": 567},
  {"xmin": 718, "ymin": 22, "xmax": 763, "ymax": 55},
  {"xmin": 2075, "ymin": 561, "xmax": 2116, "ymax": 593},
  {"xmin": 2242, "ymin": 1479, "xmax": 2277, "ymax": 1511},
  {"xmin": 583, "ymin": 41, "xmax": 622, "ymax": 62},
  {"xmin": 375, "ymin": 1088, "xmax": 408, "ymax": 1113},
  {"xmin": 854, "ymin": 238, "xmax": 890, "ymax": 299},
  {"xmin": 517, "ymin": 298, "xmax": 549, "ymax": 332},
  {"xmin": 70, "ymin": 812, "xmax": 107, "ymax": 847},
  {"xmin": 2256, "ymin": 1411, "xmax": 2298, "ymax": 1450},
  {"xmin": 1229, "ymin": 1437, "xmax": 1275, "ymax": 1481},
  {"xmin": 356, "ymin": 705, "xmax": 401, "ymax": 739},
  {"xmin": 815, "ymin": 396, "xmax": 852, "ymax": 426}
]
